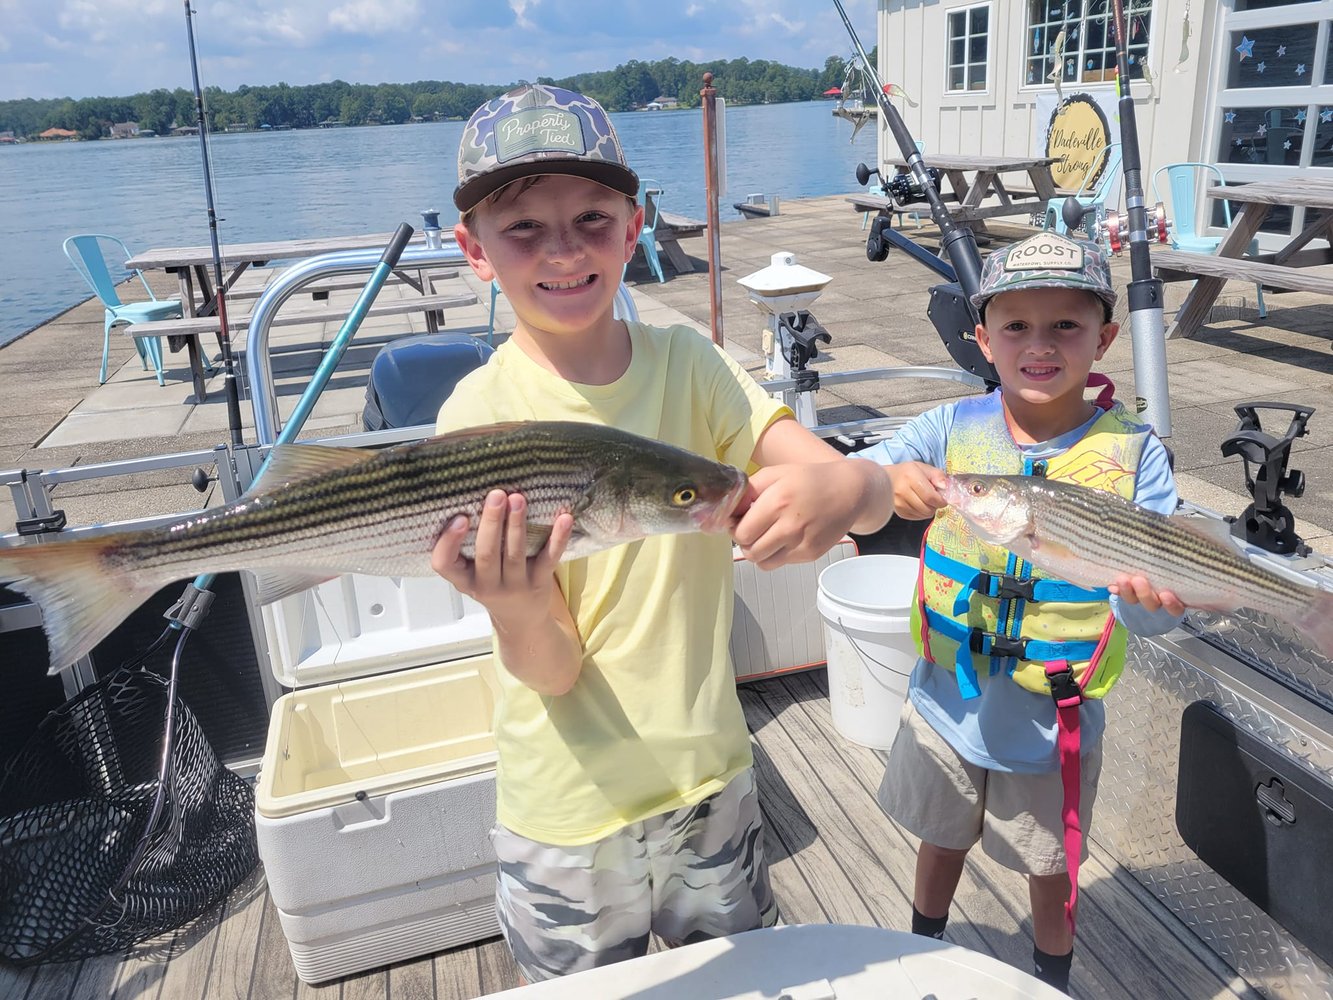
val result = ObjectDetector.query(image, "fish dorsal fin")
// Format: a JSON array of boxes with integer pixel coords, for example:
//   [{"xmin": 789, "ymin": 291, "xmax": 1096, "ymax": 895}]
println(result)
[
  {"xmin": 251, "ymin": 443, "xmax": 375, "ymax": 496},
  {"xmin": 1172, "ymin": 513, "xmax": 1238, "ymax": 548}
]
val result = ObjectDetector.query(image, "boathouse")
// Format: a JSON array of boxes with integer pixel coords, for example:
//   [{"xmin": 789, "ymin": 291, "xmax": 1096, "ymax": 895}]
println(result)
[{"xmin": 876, "ymin": 0, "xmax": 1333, "ymax": 249}]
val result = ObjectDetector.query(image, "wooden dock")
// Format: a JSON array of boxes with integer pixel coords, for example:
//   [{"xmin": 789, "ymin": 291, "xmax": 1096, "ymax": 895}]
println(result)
[{"xmin": 1, "ymin": 670, "xmax": 1256, "ymax": 1000}]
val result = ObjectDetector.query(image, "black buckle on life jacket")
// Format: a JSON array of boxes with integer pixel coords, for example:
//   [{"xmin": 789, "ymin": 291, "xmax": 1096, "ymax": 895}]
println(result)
[
  {"xmin": 969, "ymin": 629, "xmax": 1028, "ymax": 660},
  {"xmin": 977, "ymin": 572, "xmax": 1037, "ymax": 602},
  {"xmin": 1046, "ymin": 665, "xmax": 1083, "ymax": 706}
]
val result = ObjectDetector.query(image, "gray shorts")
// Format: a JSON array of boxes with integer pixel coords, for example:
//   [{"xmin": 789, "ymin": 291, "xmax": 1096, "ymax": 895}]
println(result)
[
  {"xmin": 877, "ymin": 699, "xmax": 1102, "ymax": 877},
  {"xmin": 491, "ymin": 768, "xmax": 778, "ymax": 982}
]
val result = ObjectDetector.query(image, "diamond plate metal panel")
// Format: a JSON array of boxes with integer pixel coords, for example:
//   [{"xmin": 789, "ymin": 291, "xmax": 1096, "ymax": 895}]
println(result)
[
  {"xmin": 1097, "ymin": 623, "xmax": 1333, "ymax": 999},
  {"xmin": 1186, "ymin": 608, "xmax": 1333, "ymax": 715}
]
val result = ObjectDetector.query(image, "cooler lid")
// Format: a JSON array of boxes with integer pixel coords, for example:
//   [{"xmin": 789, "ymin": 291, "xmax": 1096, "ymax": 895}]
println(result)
[{"xmin": 256, "ymin": 571, "xmax": 492, "ymax": 688}]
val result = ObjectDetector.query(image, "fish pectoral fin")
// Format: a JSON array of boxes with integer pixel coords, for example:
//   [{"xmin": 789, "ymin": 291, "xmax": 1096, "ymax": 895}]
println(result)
[
  {"xmin": 525, "ymin": 523, "xmax": 554, "ymax": 554},
  {"xmin": 250, "ymin": 569, "xmax": 339, "ymax": 605},
  {"xmin": 249, "ymin": 443, "xmax": 376, "ymax": 496}
]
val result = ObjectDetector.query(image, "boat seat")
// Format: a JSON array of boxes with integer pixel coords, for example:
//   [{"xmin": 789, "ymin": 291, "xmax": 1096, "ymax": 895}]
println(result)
[{"xmin": 362, "ymin": 333, "xmax": 494, "ymax": 432}]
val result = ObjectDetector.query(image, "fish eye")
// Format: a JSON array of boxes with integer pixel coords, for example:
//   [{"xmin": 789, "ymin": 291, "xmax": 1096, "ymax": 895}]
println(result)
[
  {"xmin": 672, "ymin": 484, "xmax": 698, "ymax": 507},
  {"xmin": 969, "ymin": 482, "xmax": 987, "ymax": 496}
]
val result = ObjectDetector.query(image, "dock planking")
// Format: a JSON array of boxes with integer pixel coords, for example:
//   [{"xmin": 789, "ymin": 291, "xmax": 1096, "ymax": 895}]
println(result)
[{"xmin": 9, "ymin": 670, "xmax": 1256, "ymax": 1000}]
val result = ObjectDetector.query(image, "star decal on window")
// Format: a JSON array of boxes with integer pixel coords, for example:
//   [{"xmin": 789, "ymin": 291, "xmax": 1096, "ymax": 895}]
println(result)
[{"xmin": 1235, "ymin": 36, "xmax": 1255, "ymax": 61}]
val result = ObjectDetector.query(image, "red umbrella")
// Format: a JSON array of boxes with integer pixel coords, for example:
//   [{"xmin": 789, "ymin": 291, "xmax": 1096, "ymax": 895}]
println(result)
[{"xmin": 823, "ymin": 86, "xmax": 842, "ymax": 96}]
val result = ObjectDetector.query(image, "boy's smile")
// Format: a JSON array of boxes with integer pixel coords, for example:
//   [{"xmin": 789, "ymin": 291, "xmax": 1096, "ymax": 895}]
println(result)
[{"xmin": 977, "ymin": 286, "xmax": 1118, "ymax": 442}]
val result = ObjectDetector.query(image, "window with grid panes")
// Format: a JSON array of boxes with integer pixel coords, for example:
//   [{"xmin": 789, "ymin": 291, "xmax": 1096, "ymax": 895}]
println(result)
[
  {"xmin": 1025, "ymin": 0, "xmax": 1153, "ymax": 87},
  {"xmin": 947, "ymin": 4, "xmax": 991, "ymax": 92}
]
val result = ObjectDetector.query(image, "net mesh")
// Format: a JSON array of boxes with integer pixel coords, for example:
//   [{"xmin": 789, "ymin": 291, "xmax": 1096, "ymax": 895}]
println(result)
[{"xmin": 0, "ymin": 666, "xmax": 258, "ymax": 965}]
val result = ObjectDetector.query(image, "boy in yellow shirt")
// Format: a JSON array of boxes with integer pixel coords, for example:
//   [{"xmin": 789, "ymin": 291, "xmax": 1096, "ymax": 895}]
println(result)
[{"xmin": 430, "ymin": 84, "xmax": 894, "ymax": 982}]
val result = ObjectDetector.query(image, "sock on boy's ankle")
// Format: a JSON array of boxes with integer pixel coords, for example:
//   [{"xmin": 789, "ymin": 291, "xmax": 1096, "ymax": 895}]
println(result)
[
  {"xmin": 910, "ymin": 905, "xmax": 948, "ymax": 939},
  {"xmin": 1032, "ymin": 944, "xmax": 1073, "ymax": 992}
]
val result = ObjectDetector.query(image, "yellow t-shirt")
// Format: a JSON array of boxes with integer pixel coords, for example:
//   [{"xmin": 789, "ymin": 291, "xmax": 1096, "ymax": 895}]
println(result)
[{"xmin": 435, "ymin": 321, "xmax": 789, "ymax": 845}]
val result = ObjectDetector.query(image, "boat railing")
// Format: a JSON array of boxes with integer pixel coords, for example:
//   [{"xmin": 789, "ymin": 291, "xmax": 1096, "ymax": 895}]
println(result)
[{"xmin": 244, "ymin": 241, "xmax": 640, "ymax": 446}]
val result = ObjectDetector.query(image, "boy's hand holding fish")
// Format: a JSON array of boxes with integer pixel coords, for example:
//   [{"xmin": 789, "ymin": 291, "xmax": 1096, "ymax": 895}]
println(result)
[
  {"xmin": 1107, "ymin": 573, "xmax": 1186, "ymax": 616},
  {"xmin": 732, "ymin": 423, "xmax": 895, "ymax": 570},
  {"xmin": 431, "ymin": 489, "xmax": 583, "ymax": 696},
  {"xmin": 884, "ymin": 461, "xmax": 951, "ymax": 520}
]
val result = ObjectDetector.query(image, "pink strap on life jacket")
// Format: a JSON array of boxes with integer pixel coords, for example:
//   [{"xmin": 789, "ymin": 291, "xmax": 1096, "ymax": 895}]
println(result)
[
  {"xmin": 916, "ymin": 532, "xmax": 935, "ymax": 664},
  {"xmin": 1086, "ymin": 372, "xmax": 1116, "ymax": 411},
  {"xmin": 1046, "ymin": 658, "xmax": 1083, "ymax": 936}
]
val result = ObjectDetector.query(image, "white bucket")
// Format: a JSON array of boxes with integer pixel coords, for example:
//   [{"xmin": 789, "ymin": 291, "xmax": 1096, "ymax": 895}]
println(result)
[{"xmin": 817, "ymin": 554, "xmax": 920, "ymax": 750}]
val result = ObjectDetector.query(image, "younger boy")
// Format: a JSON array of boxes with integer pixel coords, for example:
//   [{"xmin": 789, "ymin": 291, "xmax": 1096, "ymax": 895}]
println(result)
[
  {"xmin": 857, "ymin": 232, "xmax": 1184, "ymax": 994},
  {"xmin": 430, "ymin": 84, "xmax": 894, "ymax": 982}
]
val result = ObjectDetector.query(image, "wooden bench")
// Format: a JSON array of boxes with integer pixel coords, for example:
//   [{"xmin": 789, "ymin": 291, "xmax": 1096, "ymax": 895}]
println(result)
[
  {"xmin": 1152, "ymin": 248, "xmax": 1333, "ymax": 294},
  {"xmin": 127, "ymin": 291, "xmax": 479, "ymax": 401}
]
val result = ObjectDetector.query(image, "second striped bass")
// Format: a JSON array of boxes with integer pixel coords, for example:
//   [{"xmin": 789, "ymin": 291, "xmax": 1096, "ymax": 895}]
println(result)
[
  {"xmin": 0, "ymin": 421, "xmax": 748, "ymax": 674},
  {"xmin": 942, "ymin": 472, "xmax": 1333, "ymax": 657}
]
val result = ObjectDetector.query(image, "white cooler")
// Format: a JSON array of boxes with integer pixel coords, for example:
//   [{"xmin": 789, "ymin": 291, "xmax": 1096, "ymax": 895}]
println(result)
[
  {"xmin": 253, "ymin": 541, "xmax": 857, "ymax": 984},
  {"xmin": 254, "ymin": 574, "xmax": 501, "ymax": 985}
]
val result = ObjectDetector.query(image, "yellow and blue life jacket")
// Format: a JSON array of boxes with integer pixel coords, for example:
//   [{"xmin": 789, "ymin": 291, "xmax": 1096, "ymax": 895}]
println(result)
[{"xmin": 910, "ymin": 391, "xmax": 1152, "ymax": 701}]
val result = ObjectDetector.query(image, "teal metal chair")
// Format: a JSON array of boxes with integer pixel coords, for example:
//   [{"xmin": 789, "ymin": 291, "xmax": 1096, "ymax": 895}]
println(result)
[
  {"xmin": 1151, "ymin": 162, "xmax": 1267, "ymax": 317},
  {"xmin": 636, "ymin": 180, "xmax": 667, "ymax": 283},
  {"xmin": 1044, "ymin": 142, "xmax": 1122, "ymax": 242},
  {"xmin": 62, "ymin": 234, "xmax": 184, "ymax": 385}
]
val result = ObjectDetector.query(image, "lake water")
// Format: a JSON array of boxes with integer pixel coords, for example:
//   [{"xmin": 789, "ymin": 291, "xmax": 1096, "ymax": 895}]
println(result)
[{"xmin": 0, "ymin": 100, "xmax": 877, "ymax": 347}]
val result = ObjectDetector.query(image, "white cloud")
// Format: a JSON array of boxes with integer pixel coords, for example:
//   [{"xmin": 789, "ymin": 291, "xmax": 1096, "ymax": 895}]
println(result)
[
  {"xmin": 329, "ymin": 0, "xmax": 421, "ymax": 36},
  {"xmin": 4, "ymin": 0, "xmax": 882, "ymax": 99}
]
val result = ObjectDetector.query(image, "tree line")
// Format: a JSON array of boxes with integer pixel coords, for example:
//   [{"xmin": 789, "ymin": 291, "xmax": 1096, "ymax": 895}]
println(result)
[{"xmin": 0, "ymin": 53, "xmax": 869, "ymax": 140}]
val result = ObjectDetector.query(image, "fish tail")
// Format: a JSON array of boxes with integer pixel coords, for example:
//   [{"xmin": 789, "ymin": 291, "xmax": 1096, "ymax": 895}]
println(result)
[
  {"xmin": 0, "ymin": 539, "xmax": 153, "ymax": 674},
  {"xmin": 1296, "ymin": 588, "xmax": 1333, "ymax": 660}
]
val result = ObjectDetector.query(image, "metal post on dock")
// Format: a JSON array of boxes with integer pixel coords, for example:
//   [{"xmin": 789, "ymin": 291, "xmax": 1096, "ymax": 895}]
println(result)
[{"xmin": 702, "ymin": 72, "xmax": 724, "ymax": 345}]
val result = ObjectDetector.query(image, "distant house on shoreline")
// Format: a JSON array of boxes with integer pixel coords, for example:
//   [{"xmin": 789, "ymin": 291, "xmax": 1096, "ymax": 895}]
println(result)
[
  {"xmin": 37, "ymin": 127, "xmax": 78, "ymax": 141},
  {"xmin": 109, "ymin": 121, "xmax": 140, "ymax": 139},
  {"xmin": 0, "ymin": 131, "xmax": 16, "ymax": 144},
  {"xmin": 645, "ymin": 96, "xmax": 680, "ymax": 110}
]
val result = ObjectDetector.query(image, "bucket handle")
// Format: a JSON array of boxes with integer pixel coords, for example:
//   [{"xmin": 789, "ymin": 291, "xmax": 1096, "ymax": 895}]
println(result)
[{"xmin": 834, "ymin": 615, "xmax": 905, "ymax": 672}]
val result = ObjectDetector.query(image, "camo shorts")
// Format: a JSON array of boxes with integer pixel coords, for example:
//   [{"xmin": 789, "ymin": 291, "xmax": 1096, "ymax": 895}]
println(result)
[{"xmin": 491, "ymin": 768, "xmax": 778, "ymax": 983}]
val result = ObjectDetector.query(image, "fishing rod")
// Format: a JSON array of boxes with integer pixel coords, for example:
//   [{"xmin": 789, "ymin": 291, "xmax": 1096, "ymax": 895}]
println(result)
[
  {"xmin": 830, "ymin": 0, "xmax": 983, "ymax": 299},
  {"xmin": 184, "ymin": 0, "xmax": 245, "ymax": 448},
  {"xmin": 1066, "ymin": 0, "xmax": 1171, "ymax": 436}
]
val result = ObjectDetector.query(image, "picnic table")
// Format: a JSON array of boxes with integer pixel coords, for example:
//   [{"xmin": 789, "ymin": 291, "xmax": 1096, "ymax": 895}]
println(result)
[
  {"xmin": 124, "ymin": 232, "xmax": 466, "ymax": 399},
  {"xmin": 1152, "ymin": 175, "xmax": 1333, "ymax": 339},
  {"xmin": 857, "ymin": 153, "xmax": 1061, "ymax": 235}
]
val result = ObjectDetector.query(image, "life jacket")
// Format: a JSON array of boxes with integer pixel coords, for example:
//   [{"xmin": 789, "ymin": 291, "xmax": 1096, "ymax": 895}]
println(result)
[{"xmin": 912, "ymin": 381, "xmax": 1151, "ymax": 934}]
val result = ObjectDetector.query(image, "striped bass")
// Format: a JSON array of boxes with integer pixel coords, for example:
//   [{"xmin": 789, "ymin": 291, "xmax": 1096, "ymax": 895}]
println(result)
[
  {"xmin": 942, "ymin": 473, "xmax": 1333, "ymax": 658},
  {"xmin": 0, "ymin": 421, "xmax": 748, "ymax": 675}
]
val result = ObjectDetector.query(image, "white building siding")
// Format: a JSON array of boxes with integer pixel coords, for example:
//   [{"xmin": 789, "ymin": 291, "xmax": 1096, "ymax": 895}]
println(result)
[{"xmin": 877, "ymin": 0, "xmax": 1215, "ymax": 218}]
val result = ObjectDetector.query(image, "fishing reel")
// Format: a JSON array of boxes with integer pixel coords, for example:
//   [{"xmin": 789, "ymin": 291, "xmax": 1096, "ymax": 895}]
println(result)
[
  {"xmin": 856, "ymin": 161, "xmax": 941, "ymax": 207},
  {"xmin": 1060, "ymin": 197, "xmax": 1170, "ymax": 255}
]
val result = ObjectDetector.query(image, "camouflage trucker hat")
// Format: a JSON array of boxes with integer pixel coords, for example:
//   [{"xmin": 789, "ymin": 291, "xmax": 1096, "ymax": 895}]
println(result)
[
  {"xmin": 454, "ymin": 84, "xmax": 639, "ymax": 213},
  {"xmin": 970, "ymin": 232, "xmax": 1116, "ymax": 313}
]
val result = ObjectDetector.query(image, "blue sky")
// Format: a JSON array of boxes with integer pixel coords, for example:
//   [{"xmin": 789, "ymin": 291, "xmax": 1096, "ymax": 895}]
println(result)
[{"xmin": 0, "ymin": 0, "xmax": 878, "ymax": 101}]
